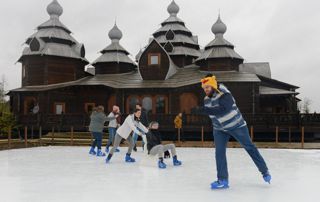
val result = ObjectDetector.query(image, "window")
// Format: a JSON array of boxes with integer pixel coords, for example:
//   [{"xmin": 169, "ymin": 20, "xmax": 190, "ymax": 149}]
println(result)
[
  {"xmin": 142, "ymin": 97, "xmax": 153, "ymax": 114},
  {"xmin": 23, "ymin": 97, "xmax": 36, "ymax": 115},
  {"xmin": 54, "ymin": 103, "xmax": 65, "ymax": 115},
  {"xmin": 85, "ymin": 103, "xmax": 95, "ymax": 113},
  {"xmin": 148, "ymin": 53, "xmax": 161, "ymax": 65},
  {"xmin": 156, "ymin": 96, "xmax": 166, "ymax": 114},
  {"xmin": 128, "ymin": 96, "xmax": 139, "ymax": 113},
  {"xmin": 22, "ymin": 65, "xmax": 26, "ymax": 78},
  {"xmin": 126, "ymin": 95, "xmax": 168, "ymax": 114}
]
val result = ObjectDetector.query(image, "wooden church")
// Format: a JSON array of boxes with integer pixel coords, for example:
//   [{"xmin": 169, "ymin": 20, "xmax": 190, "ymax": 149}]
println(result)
[{"xmin": 8, "ymin": 0, "xmax": 300, "ymax": 136}]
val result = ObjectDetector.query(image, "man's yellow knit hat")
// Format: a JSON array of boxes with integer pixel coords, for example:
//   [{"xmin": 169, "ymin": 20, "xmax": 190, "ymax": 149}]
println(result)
[{"xmin": 201, "ymin": 75, "xmax": 222, "ymax": 94}]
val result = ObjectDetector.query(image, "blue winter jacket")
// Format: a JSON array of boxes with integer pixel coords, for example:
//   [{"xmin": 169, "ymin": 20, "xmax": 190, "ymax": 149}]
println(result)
[{"xmin": 202, "ymin": 84, "xmax": 247, "ymax": 131}]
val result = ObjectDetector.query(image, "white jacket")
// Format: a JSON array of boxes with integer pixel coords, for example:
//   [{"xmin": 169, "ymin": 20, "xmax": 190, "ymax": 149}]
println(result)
[
  {"xmin": 116, "ymin": 114, "xmax": 149, "ymax": 139},
  {"xmin": 107, "ymin": 112, "xmax": 118, "ymax": 128}
]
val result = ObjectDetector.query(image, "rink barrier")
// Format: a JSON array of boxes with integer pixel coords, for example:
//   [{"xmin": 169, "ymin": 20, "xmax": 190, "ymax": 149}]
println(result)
[{"xmin": 1, "ymin": 125, "xmax": 316, "ymax": 150}]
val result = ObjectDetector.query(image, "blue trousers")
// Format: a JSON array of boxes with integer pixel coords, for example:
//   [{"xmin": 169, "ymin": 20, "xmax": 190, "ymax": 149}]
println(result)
[
  {"xmin": 213, "ymin": 126, "xmax": 269, "ymax": 180},
  {"xmin": 106, "ymin": 127, "xmax": 117, "ymax": 148},
  {"xmin": 91, "ymin": 132, "xmax": 103, "ymax": 150},
  {"xmin": 133, "ymin": 132, "xmax": 145, "ymax": 146}
]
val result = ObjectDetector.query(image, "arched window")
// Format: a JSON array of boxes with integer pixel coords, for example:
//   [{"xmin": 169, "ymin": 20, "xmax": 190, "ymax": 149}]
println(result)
[
  {"xmin": 142, "ymin": 96, "xmax": 152, "ymax": 114},
  {"xmin": 108, "ymin": 94, "xmax": 116, "ymax": 112},
  {"xmin": 156, "ymin": 96, "xmax": 166, "ymax": 114},
  {"xmin": 128, "ymin": 96, "xmax": 139, "ymax": 113},
  {"xmin": 180, "ymin": 93, "xmax": 198, "ymax": 114},
  {"xmin": 23, "ymin": 97, "xmax": 36, "ymax": 115}
]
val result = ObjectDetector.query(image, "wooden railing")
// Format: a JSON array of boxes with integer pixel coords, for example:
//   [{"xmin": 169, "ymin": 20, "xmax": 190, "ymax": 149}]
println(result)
[{"xmin": 15, "ymin": 113, "xmax": 320, "ymax": 131}]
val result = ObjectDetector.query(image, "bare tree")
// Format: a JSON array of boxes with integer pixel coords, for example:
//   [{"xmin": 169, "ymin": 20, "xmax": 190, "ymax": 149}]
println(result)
[
  {"xmin": 0, "ymin": 74, "xmax": 8, "ymax": 103},
  {"xmin": 301, "ymin": 97, "xmax": 312, "ymax": 114}
]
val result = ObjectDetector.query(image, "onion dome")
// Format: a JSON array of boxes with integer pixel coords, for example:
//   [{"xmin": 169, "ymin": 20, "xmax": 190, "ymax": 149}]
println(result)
[
  {"xmin": 108, "ymin": 23, "xmax": 123, "ymax": 41},
  {"xmin": 18, "ymin": 0, "xmax": 88, "ymax": 63},
  {"xmin": 211, "ymin": 15, "xmax": 227, "ymax": 36},
  {"xmin": 151, "ymin": 0, "xmax": 200, "ymax": 66},
  {"xmin": 167, "ymin": 0, "xmax": 180, "ymax": 16},
  {"xmin": 47, "ymin": 0, "xmax": 63, "ymax": 18},
  {"xmin": 92, "ymin": 23, "xmax": 136, "ymax": 74},
  {"xmin": 195, "ymin": 14, "xmax": 243, "ymax": 69}
]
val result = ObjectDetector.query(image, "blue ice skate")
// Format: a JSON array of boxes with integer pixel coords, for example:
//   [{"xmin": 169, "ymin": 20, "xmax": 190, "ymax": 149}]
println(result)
[
  {"xmin": 173, "ymin": 156, "xmax": 182, "ymax": 166},
  {"xmin": 211, "ymin": 179, "xmax": 229, "ymax": 190},
  {"xmin": 158, "ymin": 158, "xmax": 167, "ymax": 169},
  {"xmin": 96, "ymin": 149, "xmax": 106, "ymax": 157},
  {"xmin": 125, "ymin": 153, "xmax": 135, "ymax": 163},
  {"xmin": 263, "ymin": 172, "xmax": 272, "ymax": 184},
  {"xmin": 89, "ymin": 147, "xmax": 96, "ymax": 155}
]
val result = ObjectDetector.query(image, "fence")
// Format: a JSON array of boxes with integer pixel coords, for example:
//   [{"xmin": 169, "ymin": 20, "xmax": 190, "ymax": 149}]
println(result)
[{"xmin": 1, "ymin": 123, "xmax": 315, "ymax": 151}]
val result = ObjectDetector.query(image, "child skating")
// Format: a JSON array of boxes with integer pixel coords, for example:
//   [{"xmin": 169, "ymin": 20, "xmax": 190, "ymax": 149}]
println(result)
[{"xmin": 146, "ymin": 121, "xmax": 182, "ymax": 169}]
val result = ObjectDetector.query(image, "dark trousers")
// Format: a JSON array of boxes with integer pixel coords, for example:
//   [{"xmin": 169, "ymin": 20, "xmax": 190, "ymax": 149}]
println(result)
[
  {"xmin": 91, "ymin": 132, "xmax": 103, "ymax": 150},
  {"xmin": 213, "ymin": 126, "xmax": 269, "ymax": 180}
]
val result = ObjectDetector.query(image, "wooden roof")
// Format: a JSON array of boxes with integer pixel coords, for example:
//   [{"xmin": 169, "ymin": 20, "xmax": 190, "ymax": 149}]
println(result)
[{"xmin": 9, "ymin": 66, "xmax": 261, "ymax": 93}]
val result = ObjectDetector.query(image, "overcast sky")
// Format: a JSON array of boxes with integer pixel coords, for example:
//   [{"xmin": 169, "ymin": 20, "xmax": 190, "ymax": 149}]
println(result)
[{"xmin": 0, "ymin": 0, "xmax": 319, "ymax": 111}]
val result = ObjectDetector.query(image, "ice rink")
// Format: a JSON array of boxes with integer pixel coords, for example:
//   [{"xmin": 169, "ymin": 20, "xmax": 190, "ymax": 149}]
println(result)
[{"xmin": 1, "ymin": 146, "xmax": 319, "ymax": 202}]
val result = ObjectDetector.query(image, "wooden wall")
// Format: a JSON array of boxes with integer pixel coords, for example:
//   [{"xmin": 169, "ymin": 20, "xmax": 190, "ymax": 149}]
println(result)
[
  {"xmin": 197, "ymin": 58, "xmax": 243, "ymax": 71},
  {"xmin": 139, "ymin": 40, "xmax": 171, "ymax": 80},
  {"xmin": 21, "ymin": 55, "xmax": 87, "ymax": 86},
  {"xmin": 94, "ymin": 62, "xmax": 136, "ymax": 74}
]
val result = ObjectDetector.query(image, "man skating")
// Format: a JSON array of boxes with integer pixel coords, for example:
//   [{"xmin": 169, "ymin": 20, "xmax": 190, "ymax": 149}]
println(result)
[{"xmin": 200, "ymin": 74, "xmax": 271, "ymax": 189}]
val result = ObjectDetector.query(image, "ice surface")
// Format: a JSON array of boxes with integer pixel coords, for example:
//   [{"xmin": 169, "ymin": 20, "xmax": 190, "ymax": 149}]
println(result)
[{"xmin": 1, "ymin": 146, "xmax": 319, "ymax": 202}]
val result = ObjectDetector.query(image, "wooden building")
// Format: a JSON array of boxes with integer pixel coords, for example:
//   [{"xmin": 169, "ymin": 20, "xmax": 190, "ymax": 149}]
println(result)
[{"xmin": 8, "ymin": 0, "xmax": 307, "ymax": 139}]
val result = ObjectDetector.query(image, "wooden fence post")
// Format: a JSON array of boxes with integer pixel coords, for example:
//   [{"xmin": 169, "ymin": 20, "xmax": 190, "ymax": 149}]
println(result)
[
  {"xmin": 178, "ymin": 128, "xmax": 181, "ymax": 144},
  {"xmin": 201, "ymin": 126, "xmax": 204, "ymax": 146},
  {"xmin": 301, "ymin": 126, "xmax": 305, "ymax": 149},
  {"xmin": 250, "ymin": 126, "xmax": 254, "ymax": 141},
  {"xmin": 8, "ymin": 127, "xmax": 12, "ymax": 149},
  {"xmin": 24, "ymin": 126, "xmax": 28, "ymax": 148},
  {"xmin": 71, "ymin": 126, "xmax": 74, "ymax": 146},
  {"xmin": 288, "ymin": 127, "xmax": 291, "ymax": 143},
  {"xmin": 51, "ymin": 127, "xmax": 55, "ymax": 145},
  {"xmin": 275, "ymin": 126, "xmax": 279, "ymax": 144},
  {"xmin": 39, "ymin": 126, "xmax": 42, "ymax": 146},
  {"xmin": 31, "ymin": 125, "xmax": 34, "ymax": 139}
]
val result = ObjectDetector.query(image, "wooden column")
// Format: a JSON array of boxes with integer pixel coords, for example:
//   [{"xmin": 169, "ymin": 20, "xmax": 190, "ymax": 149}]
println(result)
[
  {"xmin": 250, "ymin": 126, "xmax": 254, "ymax": 142},
  {"xmin": 51, "ymin": 127, "xmax": 55, "ymax": 145},
  {"xmin": 178, "ymin": 128, "xmax": 181, "ymax": 144},
  {"xmin": 275, "ymin": 126, "xmax": 279, "ymax": 144},
  {"xmin": 31, "ymin": 126, "xmax": 34, "ymax": 139},
  {"xmin": 288, "ymin": 127, "xmax": 291, "ymax": 143},
  {"xmin": 201, "ymin": 126, "xmax": 204, "ymax": 146},
  {"xmin": 39, "ymin": 126, "xmax": 42, "ymax": 146},
  {"xmin": 71, "ymin": 126, "xmax": 74, "ymax": 146},
  {"xmin": 301, "ymin": 126, "xmax": 305, "ymax": 149},
  {"xmin": 24, "ymin": 126, "xmax": 28, "ymax": 148},
  {"xmin": 8, "ymin": 127, "xmax": 12, "ymax": 149}
]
